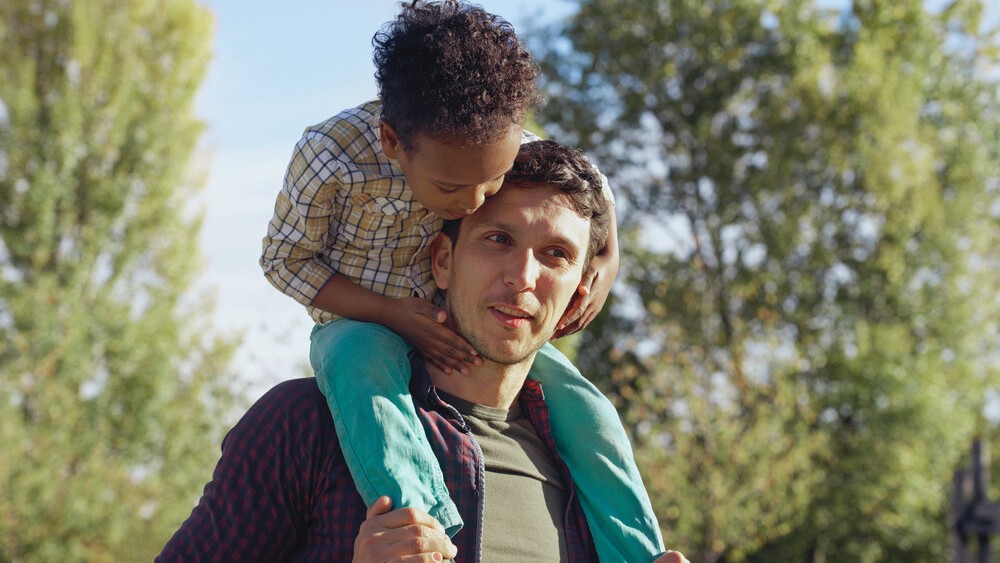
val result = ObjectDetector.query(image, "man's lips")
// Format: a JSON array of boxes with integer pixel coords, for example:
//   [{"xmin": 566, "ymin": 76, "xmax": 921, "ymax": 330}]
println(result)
[{"xmin": 489, "ymin": 304, "xmax": 534, "ymax": 328}]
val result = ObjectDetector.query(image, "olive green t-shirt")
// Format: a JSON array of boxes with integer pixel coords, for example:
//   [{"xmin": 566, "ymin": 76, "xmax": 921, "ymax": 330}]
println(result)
[{"xmin": 439, "ymin": 391, "xmax": 570, "ymax": 561}]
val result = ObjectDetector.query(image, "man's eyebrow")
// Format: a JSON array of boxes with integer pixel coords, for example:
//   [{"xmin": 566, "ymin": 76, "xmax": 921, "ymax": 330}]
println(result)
[{"xmin": 436, "ymin": 166, "xmax": 513, "ymax": 189}]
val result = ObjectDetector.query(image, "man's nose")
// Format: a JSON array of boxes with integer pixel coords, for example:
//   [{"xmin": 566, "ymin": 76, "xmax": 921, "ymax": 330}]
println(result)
[{"xmin": 504, "ymin": 251, "xmax": 539, "ymax": 291}]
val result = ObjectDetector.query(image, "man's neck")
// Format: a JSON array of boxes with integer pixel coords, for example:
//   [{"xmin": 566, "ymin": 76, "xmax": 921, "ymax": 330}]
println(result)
[{"xmin": 425, "ymin": 353, "xmax": 536, "ymax": 410}]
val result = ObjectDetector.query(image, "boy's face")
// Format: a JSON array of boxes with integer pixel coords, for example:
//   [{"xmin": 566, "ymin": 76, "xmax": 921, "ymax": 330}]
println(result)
[{"xmin": 380, "ymin": 122, "xmax": 522, "ymax": 220}]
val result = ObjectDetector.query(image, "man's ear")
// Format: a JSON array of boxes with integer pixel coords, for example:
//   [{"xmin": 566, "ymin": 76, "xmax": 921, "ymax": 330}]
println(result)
[
  {"xmin": 379, "ymin": 119, "xmax": 401, "ymax": 160},
  {"xmin": 431, "ymin": 233, "xmax": 454, "ymax": 290}
]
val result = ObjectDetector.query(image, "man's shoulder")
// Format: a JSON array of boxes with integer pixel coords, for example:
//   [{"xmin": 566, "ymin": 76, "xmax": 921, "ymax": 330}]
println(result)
[{"xmin": 242, "ymin": 378, "xmax": 331, "ymax": 433}]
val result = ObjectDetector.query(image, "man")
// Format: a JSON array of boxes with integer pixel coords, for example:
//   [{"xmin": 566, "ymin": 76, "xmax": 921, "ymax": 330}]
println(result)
[{"xmin": 158, "ymin": 141, "xmax": 687, "ymax": 562}]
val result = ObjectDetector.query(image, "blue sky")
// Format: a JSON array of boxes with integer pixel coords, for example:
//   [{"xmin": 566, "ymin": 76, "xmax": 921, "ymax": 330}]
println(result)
[{"xmin": 194, "ymin": 1, "xmax": 569, "ymax": 396}]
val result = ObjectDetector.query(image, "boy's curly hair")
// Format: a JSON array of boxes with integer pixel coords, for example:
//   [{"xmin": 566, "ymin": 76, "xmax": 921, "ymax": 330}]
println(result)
[
  {"xmin": 373, "ymin": 0, "xmax": 542, "ymax": 149},
  {"xmin": 442, "ymin": 140, "xmax": 610, "ymax": 265}
]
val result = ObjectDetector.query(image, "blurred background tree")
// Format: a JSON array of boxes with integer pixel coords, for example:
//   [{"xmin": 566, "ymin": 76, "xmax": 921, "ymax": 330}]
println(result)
[
  {"xmin": 0, "ymin": 0, "xmax": 241, "ymax": 560},
  {"xmin": 529, "ymin": 0, "xmax": 1000, "ymax": 561}
]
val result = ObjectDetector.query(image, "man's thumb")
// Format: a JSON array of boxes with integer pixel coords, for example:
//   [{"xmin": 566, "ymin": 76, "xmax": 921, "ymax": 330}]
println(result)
[{"xmin": 366, "ymin": 496, "xmax": 393, "ymax": 519}]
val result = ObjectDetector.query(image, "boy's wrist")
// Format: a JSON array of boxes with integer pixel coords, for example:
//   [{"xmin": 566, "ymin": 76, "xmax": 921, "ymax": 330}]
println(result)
[{"xmin": 370, "ymin": 296, "xmax": 400, "ymax": 332}]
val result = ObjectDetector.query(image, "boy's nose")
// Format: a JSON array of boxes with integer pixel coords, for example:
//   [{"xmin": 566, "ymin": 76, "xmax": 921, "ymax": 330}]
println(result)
[
  {"xmin": 457, "ymin": 186, "xmax": 488, "ymax": 213},
  {"xmin": 461, "ymin": 179, "xmax": 503, "ymax": 212}
]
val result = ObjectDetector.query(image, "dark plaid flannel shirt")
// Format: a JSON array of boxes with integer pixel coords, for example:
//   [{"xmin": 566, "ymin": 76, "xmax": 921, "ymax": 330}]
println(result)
[{"xmin": 157, "ymin": 361, "xmax": 597, "ymax": 562}]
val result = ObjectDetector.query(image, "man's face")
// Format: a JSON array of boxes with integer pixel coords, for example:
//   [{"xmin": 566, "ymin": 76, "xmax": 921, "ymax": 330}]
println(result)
[
  {"xmin": 381, "ymin": 122, "xmax": 522, "ymax": 220},
  {"xmin": 432, "ymin": 185, "xmax": 591, "ymax": 365}
]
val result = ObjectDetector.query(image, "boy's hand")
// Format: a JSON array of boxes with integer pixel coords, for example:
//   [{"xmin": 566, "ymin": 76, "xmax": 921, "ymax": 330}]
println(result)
[
  {"xmin": 553, "ymin": 256, "xmax": 615, "ymax": 339},
  {"xmin": 388, "ymin": 297, "xmax": 481, "ymax": 375}
]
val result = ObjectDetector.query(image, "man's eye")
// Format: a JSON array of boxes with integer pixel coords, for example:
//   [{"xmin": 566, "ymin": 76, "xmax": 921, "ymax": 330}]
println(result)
[
  {"xmin": 486, "ymin": 233, "xmax": 511, "ymax": 245},
  {"xmin": 546, "ymin": 248, "xmax": 569, "ymax": 260}
]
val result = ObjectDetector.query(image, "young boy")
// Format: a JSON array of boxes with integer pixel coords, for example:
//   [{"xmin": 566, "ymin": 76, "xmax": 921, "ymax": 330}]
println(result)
[{"xmin": 261, "ymin": 1, "xmax": 665, "ymax": 560}]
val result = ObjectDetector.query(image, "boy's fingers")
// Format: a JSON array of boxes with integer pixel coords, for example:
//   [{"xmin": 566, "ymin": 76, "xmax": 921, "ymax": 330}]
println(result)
[
  {"xmin": 434, "ymin": 328, "xmax": 477, "ymax": 357},
  {"xmin": 552, "ymin": 319, "xmax": 580, "ymax": 340},
  {"xmin": 578, "ymin": 270, "xmax": 596, "ymax": 295},
  {"xmin": 415, "ymin": 300, "xmax": 447, "ymax": 323},
  {"xmin": 557, "ymin": 302, "xmax": 586, "ymax": 331},
  {"xmin": 426, "ymin": 354, "xmax": 452, "ymax": 374},
  {"xmin": 446, "ymin": 345, "xmax": 478, "ymax": 365}
]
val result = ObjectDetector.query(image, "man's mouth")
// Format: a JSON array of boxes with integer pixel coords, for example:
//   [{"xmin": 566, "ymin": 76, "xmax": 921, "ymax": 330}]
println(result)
[{"xmin": 490, "ymin": 304, "xmax": 533, "ymax": 327}]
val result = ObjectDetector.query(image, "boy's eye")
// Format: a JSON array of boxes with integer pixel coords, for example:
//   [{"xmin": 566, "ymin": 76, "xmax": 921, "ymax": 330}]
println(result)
[{"xmin": 437, "ymin": 185, "xmax": 460, "ymax": 194}]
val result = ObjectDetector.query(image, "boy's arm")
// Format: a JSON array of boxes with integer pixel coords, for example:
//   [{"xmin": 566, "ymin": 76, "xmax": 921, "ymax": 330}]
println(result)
[
  {"xmin": 263, "ymin": 133, "xmax": 478, "ymax": 373},
  {"xmin": 260, "ymin": 134, "xmax": 345, "ymax": 309},
  {"xmin": 554, "ymin": 208, "xmax": 619, "ymax": 339}
]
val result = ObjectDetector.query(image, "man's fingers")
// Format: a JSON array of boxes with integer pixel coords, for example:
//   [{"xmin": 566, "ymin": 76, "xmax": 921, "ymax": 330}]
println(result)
[
  {"xmin": 372, "ymin": 523, "xmax": 457, "ymax": 560},
  {"xmin": 359, "ymin": 525, "xmax": 457, "ymax": 562},
  {"xmin": 366, "ymin": 496, "xmax": 393, "ymax": 519},
  {"xmin": 373, "ymin": 506, "xmax": 446, "ymax": 533},
  {"xmin": 654, "ymin": 550, "xmax": 690, "ymax": 563},
  {"xmin": 382, "ymin": 527, "xmax": 456, "ymax": 557},
  {"xmin": 357, "ymin": 502, "xmax": 457, "ymax": 562}
]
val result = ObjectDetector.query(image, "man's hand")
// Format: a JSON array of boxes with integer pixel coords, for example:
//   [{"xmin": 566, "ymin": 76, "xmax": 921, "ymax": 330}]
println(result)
[
  {"xmin": 553, "ymin": 250, "xmax": 617, "ymax": 339},
  {"xmin": 353, "ymin": 496, "xmax": 458, "ymax": 562},
  {"xmin": 653, "ymin": 550, "xmax": 691, "ymax": 563},
  {"xmin": 386, "ymin": 297, "xmax": 481, "ymax": 375}
]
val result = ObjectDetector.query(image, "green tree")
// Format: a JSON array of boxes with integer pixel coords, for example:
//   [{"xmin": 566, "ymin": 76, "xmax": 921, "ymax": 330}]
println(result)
[
  {"xmin": 530, "ymin": 0, "xmax": 1000, "ymax": 561},
  {"xmin": 0, "ymin": 1, "xmax": 240, "ymax": 560}
]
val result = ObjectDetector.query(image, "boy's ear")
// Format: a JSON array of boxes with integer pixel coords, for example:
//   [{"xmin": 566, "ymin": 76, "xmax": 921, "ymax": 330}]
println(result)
[
  {"xmin": 379, "ymin": 120, "xmax": 402, "ymax": 160},
  {"xmin": 431, "ymin": 233, "xmax": 454, "ymax": 290}
]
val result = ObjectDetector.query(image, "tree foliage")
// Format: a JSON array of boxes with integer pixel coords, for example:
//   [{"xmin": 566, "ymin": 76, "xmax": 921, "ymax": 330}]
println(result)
[
  {"xmin": 0, "ymin": 1, "xmax": 240, "ymax": 560},
  {"xmin": 531, "ymin": 0, "xmax": 1000, "ymax": 561}
]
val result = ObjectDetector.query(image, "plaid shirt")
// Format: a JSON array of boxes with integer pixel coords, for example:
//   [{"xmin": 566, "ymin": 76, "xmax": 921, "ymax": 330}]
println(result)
[
  {"xmin": 261, "ymin": 100, "xmax": 441, "ymax": 324},
  {"xmin": 157, "ymin": 361, "xmax": 598, "ymax": 562}
]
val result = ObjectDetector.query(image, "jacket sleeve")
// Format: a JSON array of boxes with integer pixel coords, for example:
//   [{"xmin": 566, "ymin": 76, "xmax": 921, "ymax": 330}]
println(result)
[{"xmin": 156, "ymin": 379, "xmax": 337, "ymax": 561}]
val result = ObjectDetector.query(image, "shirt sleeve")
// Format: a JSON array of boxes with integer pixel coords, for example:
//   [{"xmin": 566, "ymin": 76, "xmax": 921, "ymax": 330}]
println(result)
[
  {"xmin": 156, "ymin": 379, "xmax": 336, "ymax": 562},
  {"xmin": 260, "ymin": 133, "xmax": 344, "ymax": 307}
]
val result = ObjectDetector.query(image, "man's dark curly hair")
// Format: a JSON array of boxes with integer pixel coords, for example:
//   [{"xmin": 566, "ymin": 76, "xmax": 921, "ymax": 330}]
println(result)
[
  {"xmin": 443, "ymin": 140, "xmax": 610, "ymax": 265},
  {"xmin": 373, "ymin": 0, "xmax": 542, "ymax": 149}
]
